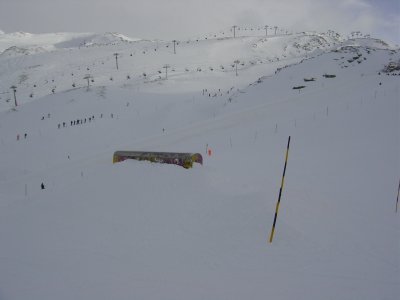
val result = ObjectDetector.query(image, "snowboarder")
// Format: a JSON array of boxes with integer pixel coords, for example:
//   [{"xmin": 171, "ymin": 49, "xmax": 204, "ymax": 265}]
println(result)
[{"xmin": 41, "ymin": 182, "xmax": 45, "ymax": 190}]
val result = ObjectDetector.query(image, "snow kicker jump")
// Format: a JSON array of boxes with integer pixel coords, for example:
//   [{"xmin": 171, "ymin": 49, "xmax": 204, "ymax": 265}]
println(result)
[{"xmin": 113, "ymin": 151, "xmax": 203, "ymax": 169}]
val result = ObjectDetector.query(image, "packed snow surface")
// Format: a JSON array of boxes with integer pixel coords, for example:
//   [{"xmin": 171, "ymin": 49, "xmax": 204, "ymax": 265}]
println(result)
[{"xmin": 0, "ymin": 30, "xmax": 399, "ymax": 299}]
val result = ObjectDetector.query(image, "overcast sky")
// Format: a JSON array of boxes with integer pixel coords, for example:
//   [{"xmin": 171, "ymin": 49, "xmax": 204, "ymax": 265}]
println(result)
[{"xmin": 0, "ymin": 0, "xmax": 399, "ymax": 43}]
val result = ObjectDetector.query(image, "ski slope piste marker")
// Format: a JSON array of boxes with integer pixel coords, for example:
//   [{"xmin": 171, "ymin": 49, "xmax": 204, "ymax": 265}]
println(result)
[
  {"xmin": 396, "ymin": 179, "xmax": 400, "ymax": 213},
  {"xmin": 269, "ymin": 136, "xmax": 291, "ymax": 243}
]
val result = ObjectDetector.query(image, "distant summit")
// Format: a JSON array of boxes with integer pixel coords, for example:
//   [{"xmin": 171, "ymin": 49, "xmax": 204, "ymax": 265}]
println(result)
[
  {"xmin": 0, "ymin": 31, "xmax": 141, "ymax": 54},
  {"xmin": 8, "ymin": 31, "xmax": 33, "ymax": 38},
  {"xmin": 77, "ymin": 32, "xmax": 141, "ymax": 46}
]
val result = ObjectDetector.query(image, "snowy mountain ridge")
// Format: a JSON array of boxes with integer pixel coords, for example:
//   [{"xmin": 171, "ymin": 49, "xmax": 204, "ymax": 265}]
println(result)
[
  {"xmin": 0, "ymin": 30, "xmax": 396, "ymax": 112},
  {"xmin": 0, "ymin": 31, "xmax": 141, "ymax": 54}
]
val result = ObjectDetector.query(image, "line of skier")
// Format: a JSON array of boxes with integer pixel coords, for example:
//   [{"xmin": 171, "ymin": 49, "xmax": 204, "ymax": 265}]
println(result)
[
  {"xmin": 201, "ymin": 86, "xmax": 235, "ymax": 98},
  {"xmin": 57, "ymin": 113, "xmax": 115, "ymax": 129}
]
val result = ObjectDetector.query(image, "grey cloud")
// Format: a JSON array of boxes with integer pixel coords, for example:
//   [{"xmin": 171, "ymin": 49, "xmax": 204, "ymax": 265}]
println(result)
[{"xmin": 0, "ymin": 0, "xmax": 398, "ymax": 43}]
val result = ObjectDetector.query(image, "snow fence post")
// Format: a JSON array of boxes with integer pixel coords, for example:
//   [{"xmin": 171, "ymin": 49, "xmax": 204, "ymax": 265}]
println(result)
[
  {"xmin": 10, "ymin": 86, "xmax": 18, "ymax": 107},
  {"xmin": 269, "ymin": 136, "xmax": 291, "ymax": 243},
  {"xmin": 114, "ymin": 53, "xmax": 119, "ymax": 70}
]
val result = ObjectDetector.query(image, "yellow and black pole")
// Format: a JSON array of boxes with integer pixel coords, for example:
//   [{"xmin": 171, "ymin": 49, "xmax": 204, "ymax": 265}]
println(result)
[
  {"xmin": 396, "ymin": 179, "xmax": 400, "ymax": 213},
  {"xmin": 269, "ymin": 136, "xmax": 291, "ymax": 243}
]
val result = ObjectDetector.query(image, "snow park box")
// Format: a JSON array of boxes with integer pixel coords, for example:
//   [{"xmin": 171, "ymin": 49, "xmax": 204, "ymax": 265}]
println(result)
[{"xmin": 113, "ymin": 151, "xmax": 203, "ymax": 169}]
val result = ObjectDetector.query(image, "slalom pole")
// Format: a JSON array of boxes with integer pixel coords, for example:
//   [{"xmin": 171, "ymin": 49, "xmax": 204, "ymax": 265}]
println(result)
[
  {"xmin": 396, "ymin": 179, "xmax": 400, "ymax": 213},
  {"xmin": 269, "ymin": 136, "xmax": 291, "ymax": 243}
]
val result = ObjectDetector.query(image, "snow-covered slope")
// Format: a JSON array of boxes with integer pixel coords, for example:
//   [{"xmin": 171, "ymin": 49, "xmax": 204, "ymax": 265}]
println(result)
[
  {"xmin": 0, "ymin": 31, "xmax": 343, "ymax": 111},
  {"xmin": 0, "ymin": 30, "xmax": 399, "ymax": 299}
]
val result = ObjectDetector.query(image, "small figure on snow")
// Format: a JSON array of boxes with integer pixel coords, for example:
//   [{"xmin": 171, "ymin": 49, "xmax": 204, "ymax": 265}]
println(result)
[{"xmin": 41, "ymin": 182, "xmax": 45, "ymax": 190}]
